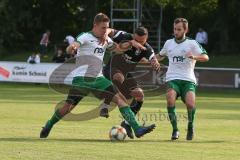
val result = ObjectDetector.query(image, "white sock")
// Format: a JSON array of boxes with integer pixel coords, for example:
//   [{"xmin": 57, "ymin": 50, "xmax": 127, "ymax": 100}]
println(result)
[
  {"xmin": 124, "ymin": 120, "xmax": 129, "ymax": 125},
  {"xmin": 99, "ymin": 103, "xmax": 110, "ymax": 110}
]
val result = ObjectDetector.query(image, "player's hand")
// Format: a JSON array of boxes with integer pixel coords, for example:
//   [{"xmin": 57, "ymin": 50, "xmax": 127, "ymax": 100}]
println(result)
[
  {"xmin": 130, "ymin": 40, "xmax": 146, "ymax": 50},
  {"xmin": 150, "ymin": 56, "xmax": 160, "ymax": 71},
  {"xmin": 186, "ymin": 52, "xmax": 195, "ymax": 60},
  {"xmin": 67, "ymin": 42, "xmax": 79, "ymax": 55}
]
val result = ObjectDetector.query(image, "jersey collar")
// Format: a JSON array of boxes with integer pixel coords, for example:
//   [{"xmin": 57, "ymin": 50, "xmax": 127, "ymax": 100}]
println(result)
[
  {"xmin": 174, "ymin": 37, "xmax": 187, "ymax": 44},
  {"xmin": 89, "ymin": 31, "xmax": 99, "ymax": 38}
]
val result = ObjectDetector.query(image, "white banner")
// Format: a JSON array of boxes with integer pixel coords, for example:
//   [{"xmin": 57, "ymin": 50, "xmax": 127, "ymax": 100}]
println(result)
[
  {"xmin": 0, "ymin": 61, "xmax": 63, "ymax": 83},
  {"xmin": 1, "ymin": 61, "xmax": 240, "ymax": 89}
]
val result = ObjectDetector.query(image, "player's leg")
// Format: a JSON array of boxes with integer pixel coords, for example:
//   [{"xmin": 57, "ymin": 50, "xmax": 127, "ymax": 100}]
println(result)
[
  {"xmin": 119, "ymin": 86, "xmax": 144, "ymax": 139},
  {"xmin": 100, "ymin": 70, "xmax": 125, "ymax": 118},
  {"xmin": 40, "ymin": 88, "xmax": 86, "ymax": 138},
  {"xmin": 111, "ymin": 93, "xmax": 156, "ymax": 138},
  {"xmin": 96, "ymin": 77, "xmax": 156, "ymax": 138},
  {"xmin": 182, "ymin": 82, "xmax": 196, "ymax": 140},
  {"xmin": 113, "ymin": 74, "xmax": 144, "ymax": 139},
  {"xmin": 129, "ymin": 87, "xmax": 144, "ymax": 114},
  {"xmin": 166, "ymin": 80, "xmax": 180, "ymax": 140}
]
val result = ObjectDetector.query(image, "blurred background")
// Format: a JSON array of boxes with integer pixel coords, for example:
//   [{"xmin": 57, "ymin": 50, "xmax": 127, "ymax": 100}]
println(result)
[{"xmin": 0, "ymin": 0, "xmax": 240, "ymax": 67}]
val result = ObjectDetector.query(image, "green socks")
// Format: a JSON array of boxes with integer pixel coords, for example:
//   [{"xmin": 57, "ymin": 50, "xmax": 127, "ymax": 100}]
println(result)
[
  {"xmin": 167, "ymin": 106, "xmax": 178, "ymax": 131},
  {"xmin": 46, "ymin": 109, "xmax": 63, "ymax": 129},
  {"xmin": 187, "ymin": 107, "xmax": 196, "ymax": 129},
  {"xmin": 119, "ymin": 106, "xmax": 140, "ymax": 131},
  {"xmin": 167, "ymin": 106, "xmax": 196, "ymax": 131}
]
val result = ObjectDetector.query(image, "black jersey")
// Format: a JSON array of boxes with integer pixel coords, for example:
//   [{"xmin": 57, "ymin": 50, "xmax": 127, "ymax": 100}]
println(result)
[
  {"xmin": 113, "ymin": 30, "xmax": 154, "ymax": 63},
  {"xmin": 105, "ymin": 30, "xmax": 155, "ymax": 74}
]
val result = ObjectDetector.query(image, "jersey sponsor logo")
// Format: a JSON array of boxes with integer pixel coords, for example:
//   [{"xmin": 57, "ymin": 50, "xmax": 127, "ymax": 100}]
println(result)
[
  {"xmin": 172, "ymin": 56, "xmax": 185, "ymax": 62},
  {"xmin": 94, "ymin": 47, "xmax": 104, "ymax": 55}
]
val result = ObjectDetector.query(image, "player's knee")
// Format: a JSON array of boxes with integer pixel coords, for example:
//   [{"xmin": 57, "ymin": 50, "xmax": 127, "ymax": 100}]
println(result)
[
  {"xmin": 112, "ymin": 73, "xmax": 124, "ymax": 84},
  {"xmin": 185, "ymin": 101, "xmax": 195, "ymax": 109},
  {"xmin": 166, "ymin": 90, "xmax": 176, "ymax": 106},
  {"xmin": 167, "ymin": 100, "xmax": 175, "ymax": 107},
  {"xmin": 131, "ymin": 88, "xmax": 144, "ymax": 101}
]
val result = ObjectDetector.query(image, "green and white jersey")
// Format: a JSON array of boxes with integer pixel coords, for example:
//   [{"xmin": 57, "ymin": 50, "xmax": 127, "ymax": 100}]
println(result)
[
  {"xmin": 73, "ymin": 32, "xmax": 114, "ymax": 78},
  {"xmin": 159, "ymin": 38, "xmax": 207, "ymax": 83}
]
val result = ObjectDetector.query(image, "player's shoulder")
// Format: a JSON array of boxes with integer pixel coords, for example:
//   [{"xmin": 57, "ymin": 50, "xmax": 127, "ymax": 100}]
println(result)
[
  {"xmin": 76, "ymin": 32, "xmax": 88, "ymax": 41},
  {"xmin": 76, "ymin": 32, "xmax": 95, "ymax": 39},
  {"xmin": 163, "ymin": 38, "xmax": 174, "ymax": 46},
  {"xmin": 113, "ymin": 30, "xmax": 133, "ymax": 41},
  {"xmin": 166, "ymin": 38, "xmax": 175, "ymax": 43},
  {"xmin": 186, "ymin": 37, "xmax": 198, "ymax": 44}
]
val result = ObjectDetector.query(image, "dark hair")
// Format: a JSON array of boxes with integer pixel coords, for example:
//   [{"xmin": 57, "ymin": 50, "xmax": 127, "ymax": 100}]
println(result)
[
  {"xmin": 93, "ymin": 13, "xmax": 110, "ymax": 24},
  {"xmin": 135, "ymin": 26, "xmax": 148, "ymax": 36},
  {"xmin": 174, "ymin": 18, "xmax": 188, "ymax": 30}
]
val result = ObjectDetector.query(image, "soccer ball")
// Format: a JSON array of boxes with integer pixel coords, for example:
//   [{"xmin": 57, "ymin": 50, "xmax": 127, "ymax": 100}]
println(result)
[{"xmin": 109, "ymin": 125, "xmax": 127, "ymax": 141}]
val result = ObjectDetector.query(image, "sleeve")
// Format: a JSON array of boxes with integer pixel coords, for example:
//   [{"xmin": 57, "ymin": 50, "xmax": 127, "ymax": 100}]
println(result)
[
  {"xmin": 159, "ymin": 41, "xmax": 168, "ymax": 56},
  {"xmin": 112, "ymin": 30, "xmax": 133, "ymax": 43},
  {"xmin": 192, "ymin": 40, "xmax": 207, "ymax": 55},
  {"xmin": 76, "ymin": 33, "xmax": 86, "ymax": 45},
  {"xmin": 144, "ymin": 44, "xmax": 155, "ymax": 61}
]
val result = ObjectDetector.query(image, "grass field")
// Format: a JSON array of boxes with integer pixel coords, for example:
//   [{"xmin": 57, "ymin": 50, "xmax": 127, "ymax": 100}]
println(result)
[{"xmin": 0, "ymin": 83, "xmax": 240, "ymax": 160}]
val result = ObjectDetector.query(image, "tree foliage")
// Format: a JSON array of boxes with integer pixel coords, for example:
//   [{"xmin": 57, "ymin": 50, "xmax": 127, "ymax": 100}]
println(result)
[{"xmin": 0, "ymin": 0, "xmax": 239, "ymax": 54}]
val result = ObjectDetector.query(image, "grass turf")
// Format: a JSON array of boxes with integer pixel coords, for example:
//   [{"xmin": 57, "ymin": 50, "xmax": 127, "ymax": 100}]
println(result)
[{"xmin": 0, "ymin": 82, "xmax": 239, "ymax": 160}]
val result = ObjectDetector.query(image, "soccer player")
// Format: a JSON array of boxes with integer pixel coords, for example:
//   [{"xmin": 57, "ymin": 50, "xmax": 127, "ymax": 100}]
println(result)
[
  {"xmin": 99, "ymin": 27, "xmax": 160, "ymax": 139},
  {"xmin": 40, "ymin": 13, "xmax": 156, "ymax": 138},
  {"xmin": 157, "ymin": 18, "xmax": 209, "ymax": 140}
]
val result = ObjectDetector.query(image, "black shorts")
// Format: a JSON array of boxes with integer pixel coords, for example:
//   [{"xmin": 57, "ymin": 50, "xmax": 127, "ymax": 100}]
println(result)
[{"xmin": 103, "ymin": 66, "xmax": 138, "ymax": 99}]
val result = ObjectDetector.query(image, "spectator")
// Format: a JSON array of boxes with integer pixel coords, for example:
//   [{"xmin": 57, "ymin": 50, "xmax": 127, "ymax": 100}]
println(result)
[
  {"xmin": 64, "ymin": 35, "xmax": 75, "ymax": 45},
  {"xmin": 27, "ymin": 53, "xmax": 41, "ymax": 64},
  {"xmin": 40, "ymin": 29, "xmax": 51, "ymax": 57},
  {"xmin": 195, "ymin": 28, "xmax": 208, "ymax": 49},
  {"xmin": 52, "ymin": 48, "xmax": 67, "ymax": 63}
]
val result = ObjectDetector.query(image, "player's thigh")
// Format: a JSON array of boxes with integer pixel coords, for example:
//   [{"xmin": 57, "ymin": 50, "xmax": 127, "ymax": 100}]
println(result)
[
  {"xmin": 91, "ymin": 77, "xmax": 118, "ymax": 100},
  {"xmin": 182, "ymin": 82, "xmax": 196, "ymax": 107},
  {"xmin": 166, "ymin": 81, "xmax": 180, "ymax": 105},
  {"xmin": 184, "ymin": 91, "xmax": 196, "ymax": 108},
  {"xmin": 120, "ymin": 75, "xmax": 138, "ymax": 99},
  {"xmin": 66, "ymin": 87, "xmax": 88, "ymax": 105}
]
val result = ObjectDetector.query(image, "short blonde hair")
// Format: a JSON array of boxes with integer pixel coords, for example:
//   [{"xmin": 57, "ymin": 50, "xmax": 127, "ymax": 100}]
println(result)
[
  {"xmin": 174, "ymin": 18, "xmax": 188, "ymax": 30},
  {"xmin": 93, "ymin": 13, "xmax": 110, "ymax": 24}
]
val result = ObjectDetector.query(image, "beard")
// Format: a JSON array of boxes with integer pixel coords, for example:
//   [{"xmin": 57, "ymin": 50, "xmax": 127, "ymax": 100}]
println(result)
[{"xmin": 175, "ymin": 34, "xmax": 185, "ymax": 41}]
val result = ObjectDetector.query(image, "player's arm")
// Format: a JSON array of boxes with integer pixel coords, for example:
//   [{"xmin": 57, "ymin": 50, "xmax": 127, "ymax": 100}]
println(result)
[
  {"xmin": 186, "ymin": 41, "xmax": 209, "ymax": 62},
  {"xmin": 155, "ymin": 54, "xmax": 166, "ymax": 61},
  {"xmin": 107, "ymin": 41, "xmax": 131, "ymax": 53},
  {"xmin": 107, "ymin": 41, "xmax": 145, "ymax": 53},
  {"xmin": 144, "ymin": 45, "xmax": 160, "ymax": 70},
  {"xmin": 66, "ymin": 42, "xmax": 80, "ymax": 55},
  {"xmin": 150, "ymin": 55, "xmax": 160, "ymax": 71},
  {"xmin": 186, "ymin": 52, "xmax": 209, "ymax": 62},
  {"xmin": 156, "ymin": 40, "xmax": 169, "ymax": 61},
  {"xmin": 107, "ymin": 29, "xmax": 146, "ymax": 51}
]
